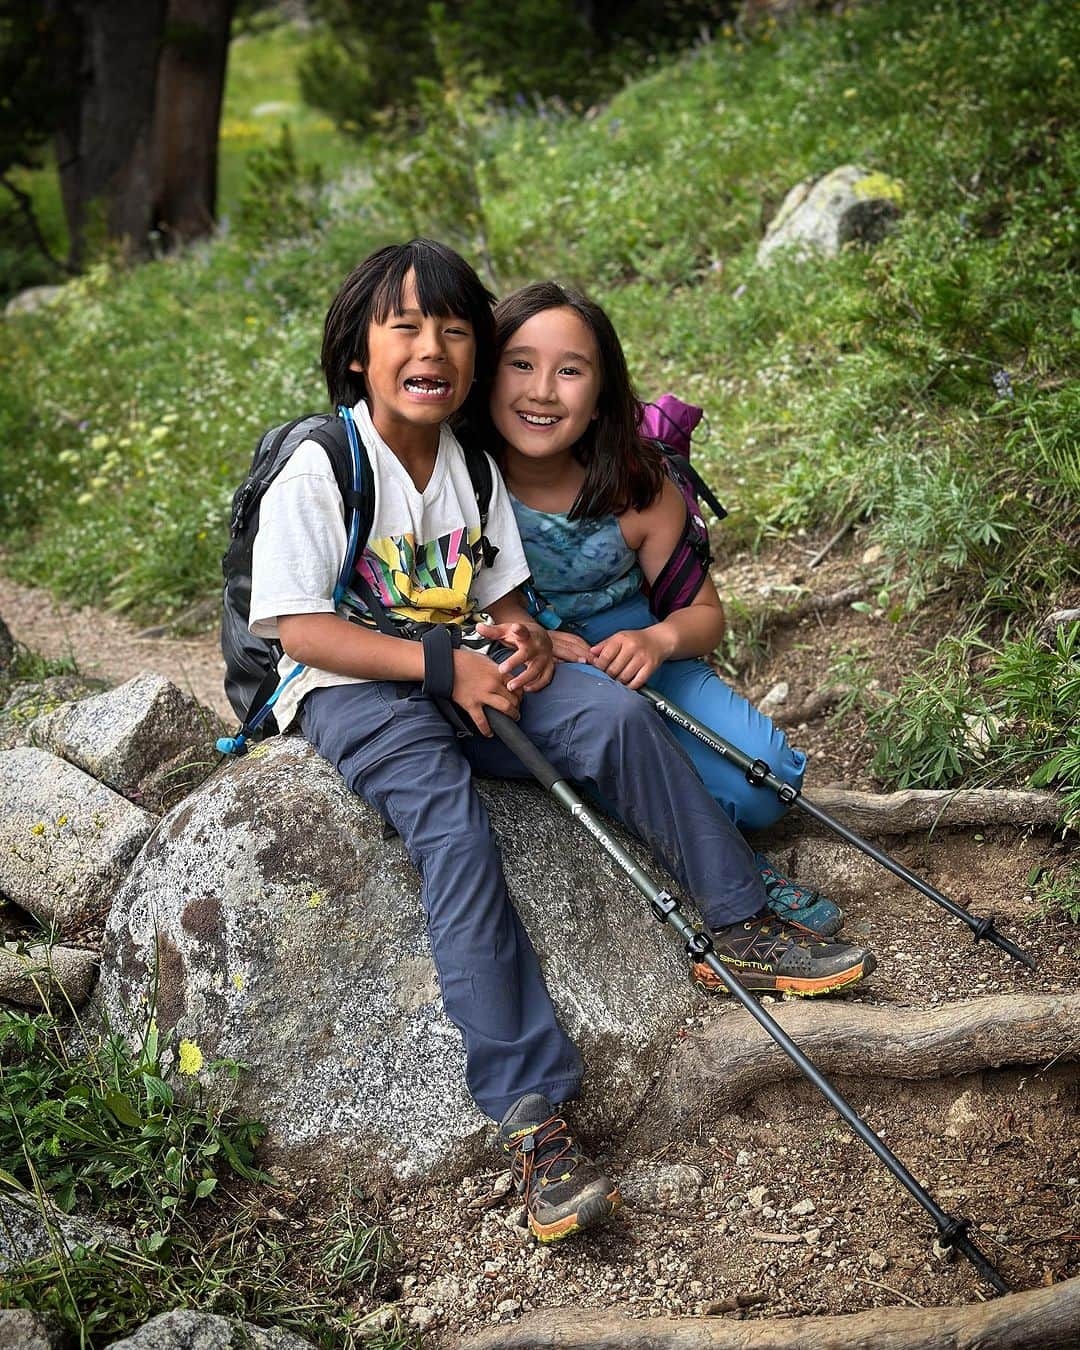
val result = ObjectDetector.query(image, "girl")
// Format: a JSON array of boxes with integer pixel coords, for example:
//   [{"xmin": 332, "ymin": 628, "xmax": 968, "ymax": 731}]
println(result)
[{"xmin": 491, "ymin": 281, "xmax": 843, "ymax": 941}]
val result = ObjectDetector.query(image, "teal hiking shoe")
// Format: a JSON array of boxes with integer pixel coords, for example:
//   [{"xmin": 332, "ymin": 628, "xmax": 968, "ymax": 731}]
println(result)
[{"xmin": 756, "ymin": 853, "xmax": 844, "ymax": 938}]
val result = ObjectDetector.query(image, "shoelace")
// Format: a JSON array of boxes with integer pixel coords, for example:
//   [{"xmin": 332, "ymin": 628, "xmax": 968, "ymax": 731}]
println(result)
[{"xmin": 509, "ymin": 1115, "xmax": 581, "ymax": 1193}]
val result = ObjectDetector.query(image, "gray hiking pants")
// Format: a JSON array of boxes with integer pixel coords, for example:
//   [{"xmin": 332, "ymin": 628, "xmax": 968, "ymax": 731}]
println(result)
[{"xmin": 300, "ymin": 662, "xmax": 767, "ymax": 1121}]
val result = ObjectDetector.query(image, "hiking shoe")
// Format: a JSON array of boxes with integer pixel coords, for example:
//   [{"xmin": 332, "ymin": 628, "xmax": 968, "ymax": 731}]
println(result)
[
  {"xmin": 756, "ymin": 852, "xmax": 844, "ymax": 938},
  {"xmin": 692, "ymin": 910, "xmax": 876, "ymax": 998},
  {"xmin": 499, "ymin": 1093, "xmax": 621, "ymax": 1243}
]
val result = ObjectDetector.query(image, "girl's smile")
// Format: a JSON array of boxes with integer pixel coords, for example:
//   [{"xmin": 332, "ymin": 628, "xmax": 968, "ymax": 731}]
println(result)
[{"xmin": 491, "ymin": 306, "xmax": 601, "ymax": 464}]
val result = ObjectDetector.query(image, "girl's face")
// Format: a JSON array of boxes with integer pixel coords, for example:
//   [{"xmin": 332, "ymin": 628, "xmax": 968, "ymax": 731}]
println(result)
[
  {"xmin": 491, "ymin": 306, "xmax": 601, "ymax": 461},
  {"xmin": 351, "ymin": 271, "xmax": 475, "ymax": 446}
]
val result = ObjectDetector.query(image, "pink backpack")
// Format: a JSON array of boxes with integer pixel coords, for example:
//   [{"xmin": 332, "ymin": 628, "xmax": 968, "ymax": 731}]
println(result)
[{"xmin": 637, "ymin": 394, "xmax": 727, "ymax": 619}]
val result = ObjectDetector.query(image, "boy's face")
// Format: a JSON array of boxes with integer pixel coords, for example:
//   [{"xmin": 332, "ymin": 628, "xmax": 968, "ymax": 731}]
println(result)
[{"xmin": 350, "ymin": 271, "xmax": 476, "ymax": 448}]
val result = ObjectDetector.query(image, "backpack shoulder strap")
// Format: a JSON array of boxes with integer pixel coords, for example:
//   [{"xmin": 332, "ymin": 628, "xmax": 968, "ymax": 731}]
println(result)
[{"xmin": 461, "ymin": 443, "xmax": 498, "ymax": 567}]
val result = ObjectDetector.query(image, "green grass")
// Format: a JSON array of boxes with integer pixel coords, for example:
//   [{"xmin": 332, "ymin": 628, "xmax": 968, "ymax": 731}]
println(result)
[
  {"xmin": 0, "ymin": 0, "xmax": 1077, "ymax": 800},
  {"xmin": 0, "ymin": 1002, "xmax": 412, "ymax": 1347},
  {"xmin": 218, "ymin": 23, "xmax": 361, "ymax": 223}
]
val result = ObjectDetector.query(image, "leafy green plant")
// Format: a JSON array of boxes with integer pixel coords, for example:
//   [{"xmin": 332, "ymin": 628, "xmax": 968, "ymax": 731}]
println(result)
[
  {"xmin": 235, "ymin": 123, "xmax": 326, "ymax": 247},
  {"xmin": 1027, "ymin": 864, "xmax": 1080, "ymax": 925},
  {"xmin": 0, "ymin": 1007, "xmax": 410, "ymax": 1346}
]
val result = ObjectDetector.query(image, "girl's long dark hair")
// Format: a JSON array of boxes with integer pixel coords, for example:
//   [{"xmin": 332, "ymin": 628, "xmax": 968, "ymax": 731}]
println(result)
[
  {"xmin": 322, "ymin": 238, "xmax": 496, "ymax": 427},
  {"xmin": 493, "ymin": 283, "xmax": 663, "ymax": 519}
]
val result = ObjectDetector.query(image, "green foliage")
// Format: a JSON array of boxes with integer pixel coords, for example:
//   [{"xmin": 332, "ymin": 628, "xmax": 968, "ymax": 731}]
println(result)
[
  {"xmin": 1027, "ymin": 864, "xmax": 1080, "ymax": 925},
  {"xmin": 297, "ymin": 0, "xmax": 727, "ymax": 135},
  {"xmin": 0, "ymin": 1005, "xmax": 409, "ymax": 1346},
  {"xmin": 235, "ymin": 123, "xmax": 326, "ymax": 248},
  {"xmin": 871, "ymin": 622, "xmax": 1080, "ymax": 828}
]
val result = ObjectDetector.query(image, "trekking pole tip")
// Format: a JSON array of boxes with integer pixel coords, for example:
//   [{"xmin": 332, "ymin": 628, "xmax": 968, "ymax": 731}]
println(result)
[{"xmin": 977, "ymin": 921, "xmax": 1036, "ymax": 970}]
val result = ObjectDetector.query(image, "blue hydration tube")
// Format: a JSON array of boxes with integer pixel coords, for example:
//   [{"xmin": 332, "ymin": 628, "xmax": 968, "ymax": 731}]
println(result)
[{"xmin": 217, "ymin": 406, "xmax": 365, "ymax": 756}]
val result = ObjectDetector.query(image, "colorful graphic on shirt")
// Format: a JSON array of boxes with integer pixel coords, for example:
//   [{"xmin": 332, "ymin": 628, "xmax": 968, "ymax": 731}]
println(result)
[{"xmin": 350, "ymin": 526, "xmax": 484, "ymax": 625}]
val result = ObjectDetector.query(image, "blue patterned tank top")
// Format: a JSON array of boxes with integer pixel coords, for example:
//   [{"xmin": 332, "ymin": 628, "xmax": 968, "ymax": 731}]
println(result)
[{"xmin": 510, "ymin": 496, "xmax": 643, "ymax": 623}]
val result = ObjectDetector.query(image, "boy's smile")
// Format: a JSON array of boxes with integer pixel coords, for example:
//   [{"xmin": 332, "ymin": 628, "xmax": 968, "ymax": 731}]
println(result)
[{"xmin": 351, "ymin": 271, "xmax": 475, "ymax": 455}]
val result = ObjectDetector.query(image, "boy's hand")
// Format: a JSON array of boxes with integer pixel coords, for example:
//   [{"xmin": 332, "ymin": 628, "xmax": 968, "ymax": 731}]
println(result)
[
  {"xmin": 452, "ymin": 646, "xmax": 521, "ymax": 737},
  {"xmin": 476, "ymin": 621, "xmax": 555, "ymax": 694},
  {"xmin": 589, "ymin": 627, "xmax": 673, "ymax": 690},
  {"xmin": 550, "ymin": 630, "xmax": 593, "ymax": 666}
]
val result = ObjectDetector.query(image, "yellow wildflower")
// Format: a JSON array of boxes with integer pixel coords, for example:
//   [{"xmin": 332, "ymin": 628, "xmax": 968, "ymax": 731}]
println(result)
[
  {"xmin": 308, "ymin": 891, "xmax": 322, "ymax": 908},
  {"xmin": 90, "ymin": 434, "xmax": 109, "ymax": 451},
  {"xmin": 178, "ymin": 1039, "xmax": 204, "ymax": 1075},
  {"xmin": 30, "ymin": 822, "xmax": 45, "ymax": 835},
  {"xmin": 231, "ymin": 972, "xmax": 245, "ymax": 992}
]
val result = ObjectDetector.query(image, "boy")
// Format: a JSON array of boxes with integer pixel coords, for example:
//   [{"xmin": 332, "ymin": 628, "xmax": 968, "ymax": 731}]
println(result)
[{"xmin": 248, "ymin": 239, "xmax": 876, "ymax": 1242}]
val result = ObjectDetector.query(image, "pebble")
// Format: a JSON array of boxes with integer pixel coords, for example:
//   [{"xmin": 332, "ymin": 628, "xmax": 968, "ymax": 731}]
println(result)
[
  {"xmin": 497, "ymin": 1297, "xmax": 521, "ymax": 1316},
  {"xmin": 410, "ymin": 1306, "xmax": 437, "ymax": 1331},
  {"xmin": 736, "ymin": 1150, "xmax": 751, "ymax": 1167},
  {"xmin": 746, "ymin": 1185, "xmax": 769, "ymax": 1209},
  {"xmin": 791, "ymin": 1199, "xmax": 816, "ymax": 1216}
]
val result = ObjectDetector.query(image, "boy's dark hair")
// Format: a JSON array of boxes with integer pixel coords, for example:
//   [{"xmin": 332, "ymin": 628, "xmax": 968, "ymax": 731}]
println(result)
[
  {"xmin": 322, "ymin": 238, "xmax": 496, "ymax": 425},
  {"xmin": 493, "ymin": 282, "xmax": 664, "ymax": 520}
]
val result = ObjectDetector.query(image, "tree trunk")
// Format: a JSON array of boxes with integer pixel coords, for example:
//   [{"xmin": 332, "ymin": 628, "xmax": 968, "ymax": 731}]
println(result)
[
  {"xmin": 153, "ymin": 0, "xmax": 236, "ymax": 245},
  {"xmin": 48, "ymin": 0, "xmax": 169, "ymax": 268}
]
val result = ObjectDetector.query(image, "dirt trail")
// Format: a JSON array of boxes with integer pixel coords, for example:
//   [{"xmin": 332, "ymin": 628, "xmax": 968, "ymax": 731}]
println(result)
[{"xmin": 0, "ymin": 573, "xmax": 231, "ymax": 719}]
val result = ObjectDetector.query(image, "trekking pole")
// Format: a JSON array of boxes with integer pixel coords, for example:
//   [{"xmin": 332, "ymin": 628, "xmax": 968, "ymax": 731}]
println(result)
[
  {"xmin": 484, "ymin": 706, "xmax": 1013, "ymax": 1296},
  {"xmin": 639, "ymin": 688, "xmax": 1035, "ymax": 972}
]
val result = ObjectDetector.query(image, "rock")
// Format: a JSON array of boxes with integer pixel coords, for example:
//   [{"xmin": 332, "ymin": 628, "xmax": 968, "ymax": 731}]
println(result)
[
  {"xmin": 29, "ymin": 672, "xmax": 224, "ymax": 812},
  {"xmin": 747, "ymin": 1185, "xmax": 769, "ymax": 1209},
  {"xmin": 409, "ymin": 1307, "xmax": 438, "ymax": 1332},
  {"xmin": 791, "ymin": 1198, "xmax": 816, "ymax": 1216},
  {"xmin": 944, "ymin": 1088, "xmax": 982, "ymax": 1139},
  {"xmin": 621, "ymin": 1163, "xmax": 704, "ymax": 1208},
  {"xmin": 758, "ymin": 681, "xmax": 789, "ymax": 716},
  {"xmin": 0, "ymin": 674, "xmax": 109, "ymax": 752},
  {"xmin": 0, "ymin": 1310, "xmax": 60, "ymax": 1350},
  {"xmin": 99, "ymin": 738, "xmax": 701, "ymax": 1185},
  {"xmin": 861, "ymin": 543, "xmax": 884, "ymax": 565},
  {"xmin": 757, "ymin": 164, "xmax": 903, "ymax": 266},
  {"xmin": 0, "ymin": 942, "xmax": 99, "ymax": 1009},
  {"xmin": 0, "ymin": 748, "xmax": 155, "ymax": 933},
  {"xmin": 3, "ymin": 284, "xmax": 63, "ymax": 319},
  {"xmin": 0, "ymin": 1192, "xmax": 130, "ymax": 1273},
  {"xmin": 0, "ymin": 614, "xmax": 14, "ymax": 679},
  {"xmin": 104, "ymin": 1310, "xmax": 315, "ymax": 1349}
]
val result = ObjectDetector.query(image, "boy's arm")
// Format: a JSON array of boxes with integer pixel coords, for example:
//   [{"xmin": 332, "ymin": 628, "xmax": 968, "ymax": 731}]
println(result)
[{"xmin": 279, "ymin": 611, "xmax": 523, "ymax": 736}]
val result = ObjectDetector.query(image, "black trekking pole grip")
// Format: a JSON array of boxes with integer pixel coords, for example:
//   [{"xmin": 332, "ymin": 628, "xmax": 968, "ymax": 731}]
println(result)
[
  {"xmin": 486, "ymin": 709, "xmax": 563, "ymax": 790},
  {"xmin": 639, "ymin": 687, "xmax": 1035, "ymax": 972},
  {"xmin": 482, "ymin": 703, "xmax": 1012, "ymax": 1296}
]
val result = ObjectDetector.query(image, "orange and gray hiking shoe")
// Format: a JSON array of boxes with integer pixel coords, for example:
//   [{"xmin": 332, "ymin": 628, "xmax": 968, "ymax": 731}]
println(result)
[
  {"xmin": 498, "ymin": 1093, "xmax": 621, "ymax": 1243},
  {"xmin": 693, "ymin": 910, "xmax": 876, "ymax": 998}
]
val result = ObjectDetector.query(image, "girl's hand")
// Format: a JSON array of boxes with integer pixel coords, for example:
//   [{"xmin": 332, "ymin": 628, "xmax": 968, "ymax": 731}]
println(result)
[
  {"xmin": 452, "ymin": 646, "xmax": 521, "ymax": 737},
  {"xmin": 476, "ymin": 621, "xmax": 555, "ymax": 694},
  {"xmin": 589, "ymin": 626, "xmax": 673, "ymax": 690},
  {"xmin": 549, "ymin": 630, "xmax": 593, "ymax": 665}
]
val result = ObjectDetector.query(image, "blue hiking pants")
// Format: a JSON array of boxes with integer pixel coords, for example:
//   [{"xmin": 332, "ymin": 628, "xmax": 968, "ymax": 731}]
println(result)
[
  {"xmin": 300, "ymin": 661, "xmax": 768, "ymax": 1121},
  {"xmin": 572, "ymin": 594, "xmax": 806, "ymax": 832}
]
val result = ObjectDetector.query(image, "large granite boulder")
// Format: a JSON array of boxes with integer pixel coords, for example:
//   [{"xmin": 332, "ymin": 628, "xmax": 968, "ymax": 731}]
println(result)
[
  {"xmin": 99, "ymin": 737, "xmax": 700, "ymax": 1184},
  {"xmin": 757, "ymin": 164, "xmax": 903, "ymax": 265},
  {"xmin": 29, "ymin": 672, "xmax": 224, "ymax": 813},
  {"xmin": 0, "ymin": 748, "xmax": 155, "ymax": 933}
]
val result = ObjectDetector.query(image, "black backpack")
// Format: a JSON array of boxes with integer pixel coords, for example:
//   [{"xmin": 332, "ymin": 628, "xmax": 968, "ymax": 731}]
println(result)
[{"xmin": 219, "ymin": 411, "xmax": 493, "ymax": 750}]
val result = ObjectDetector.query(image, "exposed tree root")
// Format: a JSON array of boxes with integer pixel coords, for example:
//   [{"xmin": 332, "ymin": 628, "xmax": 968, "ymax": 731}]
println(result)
[
  {"xmin": 637, "ymin": 993, "xmax": 1080, "ymax": 1141},
  {"xmin": 454, "ymin": 1274, "xmax": 1080, "ymax": 1349},
  {"xmin": 764, "ymin": 786, "xmax": 1062, "ymax": 838}
]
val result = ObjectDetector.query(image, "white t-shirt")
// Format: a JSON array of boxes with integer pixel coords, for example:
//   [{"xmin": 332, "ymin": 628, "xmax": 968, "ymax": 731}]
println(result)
[{"xmin": 249, "ymin": 400, "xmax": 529, "ymax": 730}]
